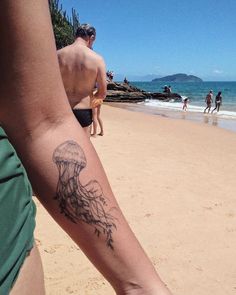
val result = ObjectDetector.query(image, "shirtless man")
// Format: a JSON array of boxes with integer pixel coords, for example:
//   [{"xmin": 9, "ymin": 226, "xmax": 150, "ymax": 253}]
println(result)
[{"xmin": 57, "ymin": 24, "xmax": 107, "ymax": 137}]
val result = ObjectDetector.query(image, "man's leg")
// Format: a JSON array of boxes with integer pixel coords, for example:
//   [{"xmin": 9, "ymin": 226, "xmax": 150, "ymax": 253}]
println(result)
[
  {"xmin": 97, "ymin": 106, "xmax": 104, "ymax": 136},
  {"xmin": 84, "ymin": 125, "xmax": 92, "ymax": 138},
  {"xmin": 10, "ymin": 244, "xmax": 45, "ymax": 295},
  {"xmin": 91, "ymin": 108, "xmax": 98, "ymax": 137}
]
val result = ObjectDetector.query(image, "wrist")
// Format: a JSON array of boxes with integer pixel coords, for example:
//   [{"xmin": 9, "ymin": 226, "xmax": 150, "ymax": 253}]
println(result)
[{"xmin": 115, "ymin": 280, "xmax": 172, "ymax": 295}]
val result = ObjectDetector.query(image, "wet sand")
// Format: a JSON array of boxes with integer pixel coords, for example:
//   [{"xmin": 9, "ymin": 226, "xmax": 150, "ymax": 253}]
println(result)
[{"xmin": 107, "ymin": 102, "xmax": 236, "ymax": 133}]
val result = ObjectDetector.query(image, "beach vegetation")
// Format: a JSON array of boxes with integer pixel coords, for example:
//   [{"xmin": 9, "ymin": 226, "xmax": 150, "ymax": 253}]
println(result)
[{"xmin": 49, "ymin": 0, "xmax": 80, "ymax": 49}]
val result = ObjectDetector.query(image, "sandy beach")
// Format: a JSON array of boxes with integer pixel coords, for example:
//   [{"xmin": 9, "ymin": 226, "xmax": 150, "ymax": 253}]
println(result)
[{"xmin": 35, "ymin": 104, "xmax": 236, "ymax": 295}]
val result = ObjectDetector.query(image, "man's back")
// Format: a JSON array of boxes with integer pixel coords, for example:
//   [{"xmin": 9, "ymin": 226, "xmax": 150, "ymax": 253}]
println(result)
[{"xmin": 58, "ymin": 43, "xmax": 102, "ymax": 108}]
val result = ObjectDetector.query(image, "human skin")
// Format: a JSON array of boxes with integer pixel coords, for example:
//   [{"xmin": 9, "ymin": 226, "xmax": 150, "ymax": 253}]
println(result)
[
  {"xmin": 57, "ymin": 37, "xmax": 107, "ymax": 110},
  {"xmin": 0, "ymin": 1, "xmax": 172, "ymax": 294},
  {"xmin": 92, "ymin": 104, "xmax": 104, "ymax": 136},
  {"xmin": 57, "ymin": 36, "xmax": 107, "ymax": 137}
]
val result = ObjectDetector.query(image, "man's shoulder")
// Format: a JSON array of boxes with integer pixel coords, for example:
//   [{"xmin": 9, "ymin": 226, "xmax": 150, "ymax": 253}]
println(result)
[
  {"xmin": 57, "ymin": 44, "xmax": 72, "ymax": 52},
  {"xmin": 87, "ymin": 51, "xmax": 105, "ymax": 69},
  {"xmin": 89, "ymin": 50, "xmax": 104, "ymax": 62},
  {"xmin": 57, "ymin": 45, "xmax": 73, "ymax": 58}
]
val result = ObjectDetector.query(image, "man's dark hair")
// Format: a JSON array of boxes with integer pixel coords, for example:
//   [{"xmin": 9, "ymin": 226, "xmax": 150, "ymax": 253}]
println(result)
[{"xmin": 76, "ymin": 24, "xmax": 96, "ymax": 39}]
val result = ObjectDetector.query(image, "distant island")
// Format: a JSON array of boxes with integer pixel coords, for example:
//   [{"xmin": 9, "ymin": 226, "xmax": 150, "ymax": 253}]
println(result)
[{"xmin": 152, "ymin": 73, "xmax": 203, "ymax": 82}]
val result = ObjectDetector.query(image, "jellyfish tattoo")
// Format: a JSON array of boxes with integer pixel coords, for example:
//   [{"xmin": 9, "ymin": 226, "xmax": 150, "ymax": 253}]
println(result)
[{"xmin": 53, "ymin": 140, "xmax": 117, "ymax": 249}]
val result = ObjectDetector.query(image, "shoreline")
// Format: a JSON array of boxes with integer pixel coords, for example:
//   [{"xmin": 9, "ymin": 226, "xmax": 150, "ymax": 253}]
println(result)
[{"xmin": 105, "ymin": 102, "xmax": 236, "ymax": 133}]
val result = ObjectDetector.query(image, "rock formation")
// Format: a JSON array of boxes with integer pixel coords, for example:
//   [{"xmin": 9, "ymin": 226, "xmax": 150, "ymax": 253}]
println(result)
[{"xmin": 105, "ymin": 82, "xmax": 182, "ymax": 103}]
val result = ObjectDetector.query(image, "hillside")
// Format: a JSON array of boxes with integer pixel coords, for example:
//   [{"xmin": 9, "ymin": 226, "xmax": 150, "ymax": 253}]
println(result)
[{"xmin": 152, "ymin": 73, "xmax": 203, "ymax": 82}]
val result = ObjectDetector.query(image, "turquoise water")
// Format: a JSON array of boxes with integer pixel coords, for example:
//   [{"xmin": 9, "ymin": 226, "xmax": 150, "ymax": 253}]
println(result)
[
  {"xmin": 132, "ymin": 81, "xmax": 236, "ymax": 111},
  {"xmin": 118, "ymin": 81, "xmax": 236, "ymax": 132}
]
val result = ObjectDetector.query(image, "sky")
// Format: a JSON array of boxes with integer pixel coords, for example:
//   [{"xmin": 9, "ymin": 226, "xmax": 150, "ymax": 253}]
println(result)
[{"xmin": 61, "ymin": 0, "xmax": 236, "ymax": 81}]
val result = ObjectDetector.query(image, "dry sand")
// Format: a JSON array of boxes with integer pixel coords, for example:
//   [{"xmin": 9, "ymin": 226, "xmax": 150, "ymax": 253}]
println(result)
[{"xmin": 35, "ymin": 104, "xmax": 236, "ymax": 295}]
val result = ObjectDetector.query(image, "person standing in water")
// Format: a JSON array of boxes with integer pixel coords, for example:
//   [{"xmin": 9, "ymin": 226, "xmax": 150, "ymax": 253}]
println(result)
[
  {"xmin": 182, "ymin": 98, "xmax": 189, "ymax": 111},
  {"xmin": 211, "ymin": 91, "xmax": 222, "ymax": 113},
  {"xmin": 204, "ymin": 90, "xmax": 213, "ymax": 113}
]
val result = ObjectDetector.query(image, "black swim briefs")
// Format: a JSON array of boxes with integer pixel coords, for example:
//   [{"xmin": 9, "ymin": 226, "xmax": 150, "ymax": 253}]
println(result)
[{"xmin": 73, "ymin": 108, "xmax": 93, "ymax": 128}]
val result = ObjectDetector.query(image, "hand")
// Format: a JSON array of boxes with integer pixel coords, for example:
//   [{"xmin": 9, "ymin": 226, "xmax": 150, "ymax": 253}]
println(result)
[{"xmin": 91, "ymin": 98, "xmax": 103, "ymax": 108}]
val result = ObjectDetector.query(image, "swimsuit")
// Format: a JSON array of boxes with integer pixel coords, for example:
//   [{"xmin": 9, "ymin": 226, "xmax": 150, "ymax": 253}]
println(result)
[
  {"xmin": 73, "ymin": 108, "xmax": 93, "ymax": 128},
  {"xmin": 0, "ymin": 127, "xmax": 36, "ymax": 295}
]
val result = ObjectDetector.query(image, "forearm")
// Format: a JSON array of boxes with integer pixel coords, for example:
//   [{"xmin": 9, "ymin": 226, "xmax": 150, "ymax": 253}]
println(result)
[
  {"xmin": 92, "ymin": 60, "xmax": 107, "ymax": 103},
  {"xmin": 93, "ymin": 90, "xmax": 106, "ymax": 100},
  {"xmin": 8, "ymin": 117, "xmax": 165, "ymax": 294},
  {"xmin": 0, "ymin": 1, "xmax": 170, "ymax": 293}
]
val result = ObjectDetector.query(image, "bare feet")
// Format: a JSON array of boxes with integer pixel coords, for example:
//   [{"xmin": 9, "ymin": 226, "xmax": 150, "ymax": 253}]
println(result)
[{"xmin": 98, "ymin": 132, "xmax": 104, "ymax": 136}]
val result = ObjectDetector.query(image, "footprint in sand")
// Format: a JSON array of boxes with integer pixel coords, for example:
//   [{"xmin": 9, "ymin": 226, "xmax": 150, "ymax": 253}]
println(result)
[
  {"xmin": 43, "ymin": 244, "xmax": 63, "ymax": 254},
  {"xmin": 44, "ymin": 247, "xmax": 56, "ymax": 254},
  {"xmin": 144, "ymin": 213, "xmax": 152, "ymax": 218},
  {"xmin": 226, "ymin": 212, "xmax": 235, "ymax": 218},
  {"xmin": 35, "ymin": 238, "xmax": 42, "ymax": 246}
]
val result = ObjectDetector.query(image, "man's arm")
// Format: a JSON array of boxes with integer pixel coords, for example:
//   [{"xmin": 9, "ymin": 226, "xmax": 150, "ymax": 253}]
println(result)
[
  {"xmin": 0, "ymin": 1, "xmax": 171, "ymax": 294},
  {"xmin": 95, "ymin": 56, "xmax": 107, "ymax": 99},
  {"xmin": 91, "ymin": 56, "xmax": 107, "ymax": 108}
]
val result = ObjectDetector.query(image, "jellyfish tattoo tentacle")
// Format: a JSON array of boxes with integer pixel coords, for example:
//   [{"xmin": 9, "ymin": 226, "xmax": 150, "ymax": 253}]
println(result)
[{"xmin": 53, "ymin": 140, "xmax": 117, "ymax": 249}]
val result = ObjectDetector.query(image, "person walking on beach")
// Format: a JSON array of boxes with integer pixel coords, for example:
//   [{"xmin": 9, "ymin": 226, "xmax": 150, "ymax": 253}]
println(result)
[
  {"xmin": 182, "ymin": 97, "xmax": 189, "ymax": 111},
  {"xmin": 204, "ymin": 90, "xmax": 213, "ymax": 113},
  {"xmin": 57, "ymin": 24, "xmax": 107, "ymax": 138},
  {"xmin": 211, "ymin": 91, "xmax": 222, "ymax": 113},
  {"xmin": 91, "ymin": 104, "xmax": 104, "ymax": 137},
  {"xmin": 0, "ymin": 1, "xmax": 173, "ymax": 295}
]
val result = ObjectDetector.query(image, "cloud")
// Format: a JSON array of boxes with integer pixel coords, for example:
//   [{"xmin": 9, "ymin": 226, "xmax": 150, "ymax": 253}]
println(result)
[{"xmin": 213, "ymin": 69, "xmax": 223, "ymax": 74}]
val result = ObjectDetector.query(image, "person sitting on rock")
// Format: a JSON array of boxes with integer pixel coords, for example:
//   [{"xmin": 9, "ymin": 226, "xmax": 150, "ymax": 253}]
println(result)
[
  {"xmin": 163, "ymin": 85, "xmax": 168, "ymax": 93},
  {"xmin": 124, "ymin": 77, "xmax": 129, "ymax": 84}
]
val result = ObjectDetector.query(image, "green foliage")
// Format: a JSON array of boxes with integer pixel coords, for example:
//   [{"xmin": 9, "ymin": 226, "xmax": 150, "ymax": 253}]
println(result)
[{"xmin": 49, "ymin": 0, "xmax": 80, "ymax": 49}]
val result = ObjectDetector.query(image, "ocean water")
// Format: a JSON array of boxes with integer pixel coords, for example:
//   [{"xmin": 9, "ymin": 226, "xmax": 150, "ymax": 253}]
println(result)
[
  {"xmin": 132, "ymin": 81, "xmax": 236, "ymax": 120},
  {"xmin": 111, "ymin": 81, "xmax": 236, "ymax": 132}
]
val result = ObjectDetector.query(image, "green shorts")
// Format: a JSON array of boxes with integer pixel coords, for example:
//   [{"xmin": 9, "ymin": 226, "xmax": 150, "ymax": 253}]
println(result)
[{"xmin": 0, "ymin": 127, "xmax": 36, "ymax": 295}]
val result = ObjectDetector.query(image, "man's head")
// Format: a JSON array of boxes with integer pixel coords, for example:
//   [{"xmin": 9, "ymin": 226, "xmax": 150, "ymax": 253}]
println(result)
[{"xmin": 76, "ymin": 24, "xmax": 96, "ymax": 48}]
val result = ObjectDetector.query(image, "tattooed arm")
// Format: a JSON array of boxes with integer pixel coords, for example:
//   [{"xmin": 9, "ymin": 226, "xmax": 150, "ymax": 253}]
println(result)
[{"xmin": 0, "ymin": 1, "xmax": 171, "ymax": 295}]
